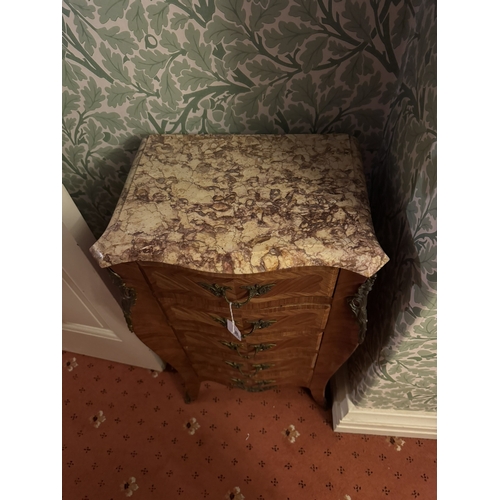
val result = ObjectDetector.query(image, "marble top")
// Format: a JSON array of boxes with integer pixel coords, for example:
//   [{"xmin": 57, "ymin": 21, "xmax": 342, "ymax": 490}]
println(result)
[{"xmin": 91, "ymin": 134, "xmax": 388, "ymax": 277}]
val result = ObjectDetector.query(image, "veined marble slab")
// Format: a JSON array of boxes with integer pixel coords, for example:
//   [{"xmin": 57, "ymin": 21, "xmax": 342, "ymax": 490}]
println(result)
[{"xmin": 91, "ymin": 134, "xmax": 388, "ymax": 277}]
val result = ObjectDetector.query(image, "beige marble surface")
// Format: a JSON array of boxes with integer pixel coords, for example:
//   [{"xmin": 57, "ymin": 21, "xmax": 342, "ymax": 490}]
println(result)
[{"xmin": 91, "ymin": 134, "xmax": 388, "ymax": 277}]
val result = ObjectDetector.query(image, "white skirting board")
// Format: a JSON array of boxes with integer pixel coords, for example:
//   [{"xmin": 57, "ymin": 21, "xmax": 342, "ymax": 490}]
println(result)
[{"xmin": 331, "ymin": 366, "xmax": 437, "ymax": 440}]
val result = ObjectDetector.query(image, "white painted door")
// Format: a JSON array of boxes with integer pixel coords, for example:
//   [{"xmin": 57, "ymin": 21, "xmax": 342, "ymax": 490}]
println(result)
[{"xmin": 62, "ymin": 185, "xmax": 165, "ymax": 371}]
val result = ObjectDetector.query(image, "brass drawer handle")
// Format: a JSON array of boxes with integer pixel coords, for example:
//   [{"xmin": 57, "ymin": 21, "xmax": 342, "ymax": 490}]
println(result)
[
  {"xmin": 198, "ymin": 283, "xmax": 231, "ymax": 299},
  {"xmin": 251, "ymin": 363, "xmax": 275, "ymax": 374},
  {"xmin": 224, "ymin": 360, "xmax": 244, "ymax": 372},
  {"xmin": 211, "ymin": 316, "xmax": 276, "ymax": 338},
  {"xmin": 230, "ymin": 378, "xmax": 277, "ymax": 392},
  {"xmin": 219, "ymin": 341, "xmax": 276, "ymax": 358},
  {"xmin": 211, "ymin": 315, "xmax": 227, "ymax": 328},
  {"xmin": 250, "ymin": 343, "xmax": 276, "ymax": 357},
  {"xmin": 246, "ymin": 319, "xmax": 276, "ymax": 338},
  {"xmin": 219, "ymin": 341, "xmax": 249, "ymax": 358},
  {"xmin": 198, "ymin": 282, "xmax": 275, "ymax": 308},
  {"xmin": 224, "ymin": 361, "xmax": 274, "ymax": 377}
]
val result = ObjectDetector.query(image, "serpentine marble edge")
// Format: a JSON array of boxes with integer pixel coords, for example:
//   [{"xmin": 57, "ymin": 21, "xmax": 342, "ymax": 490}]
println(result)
[{"xmin": 91, "ymin": 134, "xmax": 389, "ymax": 277}]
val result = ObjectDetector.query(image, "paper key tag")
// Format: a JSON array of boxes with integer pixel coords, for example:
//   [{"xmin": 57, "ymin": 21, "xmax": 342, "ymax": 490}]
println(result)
[{"xmin": 226, "ymin": 319, "xmax": 242, "ymax": 341}]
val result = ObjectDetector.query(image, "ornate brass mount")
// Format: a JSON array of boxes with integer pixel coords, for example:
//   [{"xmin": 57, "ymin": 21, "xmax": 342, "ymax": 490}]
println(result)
[
  {"xmin": 211, "ymin": 316, "xmax": 276, "ymax": 338},
  {"xmin": 251, "ymin": 342, "xmax": 277, "ymax": 356},
  {"xmin": 198, "ymin": 282, "xmax": 276, "ymax": 308},
  {"xmin": 347, "ymin": 274, "xmax": 377, "ymax": 344},
  {"xmin": 108, "ymin": 269, "xmax": 137, "ymax": 333},
  {"xmin": 224, "ymin": 360, "xmax": 274, "ymax": 377},
  {"xmin": 219, "ymin": 341, "xmax": 276, "ymax": 358},
  {"xmin": 230, "ymin": 378, "xmax": 277, "ymax": 392}
]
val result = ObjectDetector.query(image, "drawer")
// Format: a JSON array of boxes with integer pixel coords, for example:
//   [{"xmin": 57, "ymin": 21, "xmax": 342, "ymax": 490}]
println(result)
[
  {"xmin": 189, "ymin": 352, "xmax": 317, "ymax": 376},
  {"xmin": 192, "ymin": 358, "xmax": 314, "ymax": 389},
  {"xmin": 162, "ymin": 302, "xmax": 331, "ymax": 339},
  {"xmin": 139, "ymin": 262, "xmax": 339, "ymax": 305},
  {"xmin": 230, "ymin": 369, "xmax": 314, "ymax": 387},
  {"xmin": 200, "ymin": 372, "xmax": 314, "ymax": 390},
  {"xmin": 179, "ymin": 330, "xmax": 322, "ymax": 361},
  {"xmin": 188, "ymin": 370, "xmax": 281, "ymax": 391}
]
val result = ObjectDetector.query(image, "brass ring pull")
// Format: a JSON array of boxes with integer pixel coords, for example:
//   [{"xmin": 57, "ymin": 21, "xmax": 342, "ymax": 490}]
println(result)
[
  {"xmin": 211, "ymin": 316, "xmax": 276, "ymax": 338},
  {"xmin": 225, "ymin": 361, "xmax": 274, "ymax": 377},
  {"xmin": 245, "ymin": 319, "xmax": 276, "ymax": 338},
  {"xmin": 198, "ymin": 282, "xmax": 276, "ymax": 308},
  {"xmin": 224, "ymin": 361, "xmax": 244, "ymax": 373},
  {"xmin": 230, "ymin": 378, "xmax": 277, "ymax": 392},
  {"xmin": 250, "ymin": 343, "xmax": 276, "ymax": 357},
  {"xmin": 219, "ymin": 341, "xmax": 249, "ymax": 358},
  {"xmin": 250, "ymin": 363, "xmax": 275, "ymax": 375},
  {"xmin": 219, "ymin": 341, "xmax": 276, "ymax": 358}
]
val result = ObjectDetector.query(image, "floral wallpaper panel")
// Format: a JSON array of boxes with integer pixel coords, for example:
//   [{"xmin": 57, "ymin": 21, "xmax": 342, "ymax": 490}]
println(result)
[
  {"xmin": 346, "ymin": 2, "xmax": 437, "ymax": 412},
  {"xmin": 62, "ymin": 0, "xmax": 410, "ymax": 235}
]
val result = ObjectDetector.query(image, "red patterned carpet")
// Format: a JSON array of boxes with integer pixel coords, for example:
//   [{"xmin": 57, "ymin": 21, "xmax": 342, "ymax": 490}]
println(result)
[{"xmin": 62, "ymin": 352, "xmax": 436, "ymax": 500}]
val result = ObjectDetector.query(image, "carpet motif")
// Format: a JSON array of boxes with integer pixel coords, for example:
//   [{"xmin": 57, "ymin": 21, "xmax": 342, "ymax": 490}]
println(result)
[{"xmin": 63, "ymin": 352, "xmax": 436, "ymax": 499}]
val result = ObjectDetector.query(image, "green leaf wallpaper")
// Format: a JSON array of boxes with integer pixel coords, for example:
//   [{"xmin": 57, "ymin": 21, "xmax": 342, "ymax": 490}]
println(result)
[
  {"xmin": 62, "ymin": 0, "xmax": 436, "ymax": 412},
  {"xmin": 62, "ymin": 0, "xmax": 411, "ymax": 235},
  {"xmin": 346, "ymin": 2, "xmax": 437, "ymax": 411}
]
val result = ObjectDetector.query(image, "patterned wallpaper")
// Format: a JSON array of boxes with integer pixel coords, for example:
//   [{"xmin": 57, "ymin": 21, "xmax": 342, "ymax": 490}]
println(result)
[
  {"xmin": 62, "ymin": 0, "xmax": 436, "ymax": 412},
  {"xmin": 346, "ymin": 3, "xmax": 437, "ymax": 411},
  {"xmin": 62, "ymin": 0, "xmax": 410, "ymax": 235}
]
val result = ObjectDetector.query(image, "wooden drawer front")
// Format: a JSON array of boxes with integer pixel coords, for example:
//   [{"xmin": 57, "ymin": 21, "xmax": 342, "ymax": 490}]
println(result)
[
  {"xmin": 187, "ymin": 370, "xmax": 282, "ymax": 391},
  {"xmin": 189, "ymin": 353, "xmax": 317, "ymax": 375},
  {"xmin": 139, "ymin": 263, "xmax": 339, "ymax": 304},
  {"xmin": 180, "ymin": 330, "xmax": 322, "ymax": 361},
  {"xmin": 161, "ymin": 302, "xmax": 233, "ymax": 336},
  {"xmin": 191, "ymin": 356, "xmax": 315, "ymax": 388},
  {"xmin": 162, "ymin": 302, "xmax": 331, "ymax": 339},
  {"xmin": 196, "ymin": 368, "xmax": 314, "ymax": 390}
]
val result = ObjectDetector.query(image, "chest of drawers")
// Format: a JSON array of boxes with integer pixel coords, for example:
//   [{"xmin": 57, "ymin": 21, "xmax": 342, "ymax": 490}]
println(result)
[{"xmin": 91, "ymin": 134, "xmax": 388, "ymax": 408}]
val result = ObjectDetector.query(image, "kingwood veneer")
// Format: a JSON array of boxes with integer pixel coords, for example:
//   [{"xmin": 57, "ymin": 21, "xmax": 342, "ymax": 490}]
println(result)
[{"xmin": 91, "ymin": 134, "xmax": 388, "ymax": 408}]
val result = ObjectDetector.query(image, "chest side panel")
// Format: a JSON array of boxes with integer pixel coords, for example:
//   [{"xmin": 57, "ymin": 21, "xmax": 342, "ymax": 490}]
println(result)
[
  {"xmin": 110, "ymin": 262, "xmax": 200, "ymax": 398},
  {"xmin": 309, "ymin": 269, "xmax": 367, "ymax": 407}
]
